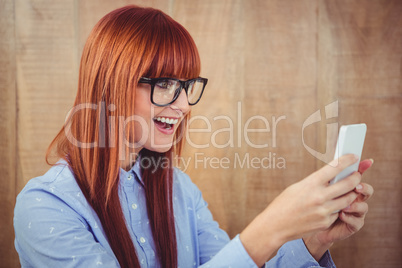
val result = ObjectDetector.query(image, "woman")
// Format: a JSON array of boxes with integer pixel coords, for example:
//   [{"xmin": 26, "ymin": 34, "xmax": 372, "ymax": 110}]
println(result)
[{"xmin": 14, "ymin": 5, "xmax": 373, "ymax": 268}]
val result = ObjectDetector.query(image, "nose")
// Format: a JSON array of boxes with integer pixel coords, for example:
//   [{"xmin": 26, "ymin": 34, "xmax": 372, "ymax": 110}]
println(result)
[{"xmin": 170, "ymin": 89, "xmax": 190, "ymax": 114}]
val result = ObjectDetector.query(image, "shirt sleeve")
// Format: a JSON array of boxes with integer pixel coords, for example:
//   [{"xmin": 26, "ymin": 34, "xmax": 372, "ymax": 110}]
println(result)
[
  {"xmin": 266, "ymin": 239, "xmax": 336, "ymax": 268},
  {"xmin": 185, "ymin": 176, "xmax": 336, "ymax": 268},
  {"xmin": 14, "ymin": 183, "xmax": 120, "ymax": 268}
]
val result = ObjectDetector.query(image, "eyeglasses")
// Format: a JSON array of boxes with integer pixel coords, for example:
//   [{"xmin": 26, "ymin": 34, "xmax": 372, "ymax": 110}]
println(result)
[{"xmin": 138, "ymin": 77, "xmax": 208, "ymax": 107}]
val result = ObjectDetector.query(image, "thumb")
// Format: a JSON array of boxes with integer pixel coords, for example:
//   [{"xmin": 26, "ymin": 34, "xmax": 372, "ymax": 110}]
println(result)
[{"xmin": 358, "ymin": 159, "xmax": 374, "ymax": 174}]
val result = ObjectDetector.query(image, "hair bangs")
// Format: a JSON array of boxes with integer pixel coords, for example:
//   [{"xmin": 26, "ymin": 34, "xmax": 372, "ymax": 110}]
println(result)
[{"xmin": 143, "ymin": 14, "xmax": 201, "ymax": 80}]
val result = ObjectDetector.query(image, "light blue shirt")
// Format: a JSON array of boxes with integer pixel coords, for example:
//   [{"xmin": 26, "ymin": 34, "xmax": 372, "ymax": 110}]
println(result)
[{"xmin": 14, "ymin": 160, "xmax": 336, "ymax": 267}]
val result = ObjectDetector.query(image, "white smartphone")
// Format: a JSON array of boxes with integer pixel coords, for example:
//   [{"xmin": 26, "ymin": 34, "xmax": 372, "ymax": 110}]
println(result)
[{"xmin": 330, "ymin": 124, "xmax": 367, "ymax": 185}]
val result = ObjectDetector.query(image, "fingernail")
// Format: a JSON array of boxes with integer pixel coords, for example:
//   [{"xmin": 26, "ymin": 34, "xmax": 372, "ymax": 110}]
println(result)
[
  {"xmin": 369, "ymin": 158, "xmax": 374, "ymax": 164},
  {"xmin": 356, "ymin": 184, "xmax": 363, "ymax": 190},
  {"xmin": 344, "ymin": 205, "xmax": 351, "ymax": 211}
]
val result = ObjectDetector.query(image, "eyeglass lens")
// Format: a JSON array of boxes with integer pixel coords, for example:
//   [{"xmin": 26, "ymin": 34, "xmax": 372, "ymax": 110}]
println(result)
[{"xmin": 153, "ymin": 79, "xmax": 204, "ymax": 105}]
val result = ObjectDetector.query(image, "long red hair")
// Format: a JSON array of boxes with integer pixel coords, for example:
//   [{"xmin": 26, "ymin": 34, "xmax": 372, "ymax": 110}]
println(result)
[{"xmin": 46, "ymin": 5, "xmax": 200, "ymax": 268}]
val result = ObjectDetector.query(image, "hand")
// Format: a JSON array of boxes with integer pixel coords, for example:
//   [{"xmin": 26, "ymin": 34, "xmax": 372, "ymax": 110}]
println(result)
[
  {"xmin": 303, "ymin": 159, "xmax": 374, "ymax": 260},
  {"xmin": 240, "ymin": 154, "xmax": 362, "ymax": 266}
]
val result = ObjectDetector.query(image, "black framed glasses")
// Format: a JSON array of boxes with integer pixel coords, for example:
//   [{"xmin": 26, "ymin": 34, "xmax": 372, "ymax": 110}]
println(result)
[{"xmin": 138, "ymin": 77, "xmax": 208, "ymax": 107}]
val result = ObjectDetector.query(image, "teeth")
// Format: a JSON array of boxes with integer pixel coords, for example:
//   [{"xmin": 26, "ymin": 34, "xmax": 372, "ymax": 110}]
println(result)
[{"xmin": 154, "ymin": 117, "xmax": 179, "ymax": 125}]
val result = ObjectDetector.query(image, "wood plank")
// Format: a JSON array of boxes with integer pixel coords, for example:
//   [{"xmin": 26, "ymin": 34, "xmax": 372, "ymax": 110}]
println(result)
[
  {"xmin": 0, "ymin": 0, "xmax": 19, "ymax": 266},
  {"xmin": 15, "ymin": 0, "xmax": 77, "ymax": 190},
  {"xmin": 242, "ymin": 0, "xmax": 319, "ymax": 236},
  {"xmin": 318, "ymin": 0, "xmax": 402, "ymax": 266}
]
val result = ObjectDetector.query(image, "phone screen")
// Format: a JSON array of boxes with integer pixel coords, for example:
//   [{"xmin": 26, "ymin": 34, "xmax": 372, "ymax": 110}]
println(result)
[{"xmin": 330, "ymin": 123, "xmax": 367, "ymax": 184}]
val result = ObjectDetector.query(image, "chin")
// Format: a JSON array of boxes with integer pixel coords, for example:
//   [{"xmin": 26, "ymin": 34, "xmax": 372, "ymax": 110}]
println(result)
[
  {"xmin": 144, "ymin": 142, "xmax": 173, "ymax": 153},
  {"xmin": 152, "ymin": 146, "xmax": 172, "ymax": 153}
]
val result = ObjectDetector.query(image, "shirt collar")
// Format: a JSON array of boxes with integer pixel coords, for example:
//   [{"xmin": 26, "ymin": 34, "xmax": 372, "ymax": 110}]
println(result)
[
  {"xmin": 59, "ymin": 157, "xmax": 144, "ymax": 187},
  {"xmin": 120, "ymin": 158, "xmax": 143, "ymax": 186}
]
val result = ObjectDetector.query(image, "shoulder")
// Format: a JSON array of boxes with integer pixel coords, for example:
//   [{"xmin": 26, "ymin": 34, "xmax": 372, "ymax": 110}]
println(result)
[
  {"xmin": 18, "ymin": 160, "xmax": 81, "ymax": 196},
  {"xmin": 14, "ymin": 161, "xmax": 93, "ymax": 227},
  {"xmin": 13, "ymin": 162, "xmax": 118, "ymax": 266}
]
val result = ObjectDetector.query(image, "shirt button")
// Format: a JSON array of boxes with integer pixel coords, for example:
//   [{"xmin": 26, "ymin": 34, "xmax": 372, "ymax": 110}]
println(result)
[
  {"xmin": 140, "ymin": 237, "xmax": 146, "ymax": 243},
  {"xmin": 131, "ymin": 203, "xmax": 138, "ymax": 210},
  {"xmin": 128, "ymin": 174, "xmax": 133, "ymax": 180}
]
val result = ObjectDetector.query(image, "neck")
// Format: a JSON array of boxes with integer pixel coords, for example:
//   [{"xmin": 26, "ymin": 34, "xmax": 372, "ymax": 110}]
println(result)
[{"xmin": 120, "ymin": 147, "xmax": 142, "ymax": 171}]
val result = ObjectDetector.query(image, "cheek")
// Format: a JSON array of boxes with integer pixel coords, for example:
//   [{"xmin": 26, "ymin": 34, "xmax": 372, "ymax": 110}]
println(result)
[
  {"xmin": 132, "ymin": 88, "xmax": 151, "ymax": 144},
  {"xmin": 133, "ymin": 91, "xmax": 166, "ymax": 144},
  {"xmin": 134, "ymin": 86, "xmax": 154, "ymax": 126},
  {"xmin": 134, "ymin": 88, "xmax": 150, "ymax": 114}
]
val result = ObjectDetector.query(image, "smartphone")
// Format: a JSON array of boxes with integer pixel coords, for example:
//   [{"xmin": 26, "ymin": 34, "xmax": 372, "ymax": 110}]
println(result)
[{"xmin": 329, "ymin": 124, "xmax": 367, "ymax": 185}]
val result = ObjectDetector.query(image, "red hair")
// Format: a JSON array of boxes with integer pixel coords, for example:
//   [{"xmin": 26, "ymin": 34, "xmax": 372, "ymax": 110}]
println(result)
[{"xmin": 46, "ymin": 5, "xmax": 200, "ymax": 268}]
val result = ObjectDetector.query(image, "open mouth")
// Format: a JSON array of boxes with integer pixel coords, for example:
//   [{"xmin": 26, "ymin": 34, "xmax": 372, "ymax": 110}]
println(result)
[{"xmin": 153, "ymin": 116, "xmax": 179, "ymax": 130}]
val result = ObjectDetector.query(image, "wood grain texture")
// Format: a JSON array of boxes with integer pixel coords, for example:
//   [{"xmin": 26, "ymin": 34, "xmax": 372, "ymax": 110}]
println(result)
[
  {"xmin": 317, "ymin": 0, "xmax": 402, "ymax": 267},
  {"xmin": 1, "ymin": 0, "xmax": 401, "ymax": 267},
  {"xmin": 15, "ymin": 0, "xmax": 77, "ymax": 191},
  {"xmin": 0, "ymin": 0, "xmax": 19, "ymax": 267},
  {"xmin": 76, "ymin": 0, "xmax": 172, "ymax": 58}
]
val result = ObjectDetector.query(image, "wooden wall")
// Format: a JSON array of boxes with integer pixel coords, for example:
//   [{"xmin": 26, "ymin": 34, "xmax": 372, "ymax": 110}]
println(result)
[{"xmin": 1, "ymin": 0, "xmax": 401, "ymax": 267}]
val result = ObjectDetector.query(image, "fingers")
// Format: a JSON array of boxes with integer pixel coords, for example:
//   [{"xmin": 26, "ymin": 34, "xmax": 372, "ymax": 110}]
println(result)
[
  {"xmin": 342, "ymin": 200, "xmax": 368, "ymax": 217},
  {"xmin": 358, "ymin": 159, "xmax": 374, "ymax": 174},
  {"xmin": 328, "ymin": 212, "xmax": 339, "ymax": 228},
  {"xmin": 338, "ymin": 211, "xmax": 365, "ymax": 233},
  {"xmin": 316, "ymin": 154, "xmax": 359, "ymax": 184},
  {"xmin": 355, "ymin": 183, "xmax": 374, "ymax": 202},
  {"xmin": 326, "ymin": 172, "xmax": 362, "ymax": 200},
  {"xmin": 326, "ymin": 191, "xmax": 358, "ymax": 213},
  {"xmin": 339, "ymin": 197, "xmax": 370, "ymax": 233}
]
